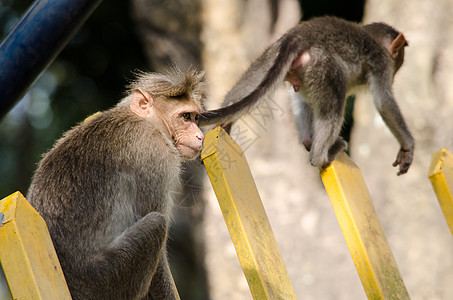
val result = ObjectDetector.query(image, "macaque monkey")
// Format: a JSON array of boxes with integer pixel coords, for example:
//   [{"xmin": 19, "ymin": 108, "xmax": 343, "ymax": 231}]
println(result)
[
  {"xmin": 200, "ymin": 16, "xmax": 414, "ymax": 175},
  {"xmin": 27, "ymin": 69, "xmax": 205, "ymax": 299}
]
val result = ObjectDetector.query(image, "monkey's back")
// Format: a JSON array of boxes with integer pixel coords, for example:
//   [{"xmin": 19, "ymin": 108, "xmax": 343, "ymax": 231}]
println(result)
[
  {"xmin": 288, "ymin": 17, "xmax": 387, "ymax": 64},
  {"xmin": 27, "ymin": 106, "xmax": 181, "ymax": 271}
]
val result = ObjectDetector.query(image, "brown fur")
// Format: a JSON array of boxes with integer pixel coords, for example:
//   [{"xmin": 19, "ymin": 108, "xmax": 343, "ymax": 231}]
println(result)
[{"xmin": 28, "ymin": 69, "xmax": 205, "ymax": 299}]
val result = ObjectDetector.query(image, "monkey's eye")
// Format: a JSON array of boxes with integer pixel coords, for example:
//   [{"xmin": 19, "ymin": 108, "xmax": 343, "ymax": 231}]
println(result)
[
  {"xmin": 170, "ymin": 93, "xmax": 186, "ymax": 100},
  {"xmin": 194, "ymin": 114, "xmax": 200, "ymax": 123},
  {"xmin": 182, "ymin": 113, "xmax": 191, "ymax": 121}
]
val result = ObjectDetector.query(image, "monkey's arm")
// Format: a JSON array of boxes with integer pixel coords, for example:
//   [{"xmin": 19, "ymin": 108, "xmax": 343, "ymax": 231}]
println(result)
[
  {"xmin": 370, "ymin": 78, "xmax": 414, "ymax": 175},
  {"xmin": 78, "ymin": 212, "xmax": 169, "ymax": 299}
]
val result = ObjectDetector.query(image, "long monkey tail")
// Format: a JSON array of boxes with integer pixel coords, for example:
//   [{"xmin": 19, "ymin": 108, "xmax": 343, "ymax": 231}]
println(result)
[{"xmin": 199, "ymin": 34, "xmax": 302, "ymax": 126}]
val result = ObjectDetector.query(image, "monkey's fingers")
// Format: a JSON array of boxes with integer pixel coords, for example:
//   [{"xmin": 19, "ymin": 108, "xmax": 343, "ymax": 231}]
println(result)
[{"xmin": 392, "ymin": 148, "xmax": 413, "ymax": 176}]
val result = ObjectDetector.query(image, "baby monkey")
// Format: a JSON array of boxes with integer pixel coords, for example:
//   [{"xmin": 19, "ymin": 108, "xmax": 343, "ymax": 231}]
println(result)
[
  {"xmin": 200, "ymin": 16, "xmax": 414, "ymax": 175},
  {"xmin": 28, "ymin": 69, "xmax": 205, "ymax": 299}
]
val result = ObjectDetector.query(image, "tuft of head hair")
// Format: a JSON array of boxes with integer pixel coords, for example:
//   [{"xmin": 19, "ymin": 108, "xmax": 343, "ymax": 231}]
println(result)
[{"xmin": 126, "ymin": 67, "xmax": 207, "ymax": 108}]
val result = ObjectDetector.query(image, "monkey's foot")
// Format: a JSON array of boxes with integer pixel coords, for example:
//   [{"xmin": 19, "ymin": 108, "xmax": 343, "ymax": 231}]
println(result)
[
  {"xmin": 309, "ymin": 152, "xmax": 330, "ymax": 170},
  {"xmin": 328, "ymin": 138, "xmax": 347, "ymax": 161},
  {"xmin": 309, "ymin": 138, "xmax": 347, "ymax": 170}
]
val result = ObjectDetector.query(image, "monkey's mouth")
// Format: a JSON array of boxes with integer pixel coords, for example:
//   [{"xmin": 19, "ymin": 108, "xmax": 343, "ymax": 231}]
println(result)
[
  {"xmin": 178, "ymin": 144, "xmax": 203, "ymax": 159},
  {"xmin": 179, "ymin": 143, "xmax": 202, "ymax": 151}
]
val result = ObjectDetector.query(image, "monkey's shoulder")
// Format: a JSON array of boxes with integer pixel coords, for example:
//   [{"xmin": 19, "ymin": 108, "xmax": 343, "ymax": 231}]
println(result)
[{"xmin": 40, "ymin": 108, "xmax": 170, "ymax": 170}]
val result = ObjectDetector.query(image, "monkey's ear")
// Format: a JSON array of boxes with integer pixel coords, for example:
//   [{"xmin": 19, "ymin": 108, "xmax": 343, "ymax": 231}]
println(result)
[
  {"xmin": 390, "ymin": 33, "xmax": 407, "ymax": 59},
  {"xmin": 130, "ymin": 89, "xmax": 154, "ymax": 117}
]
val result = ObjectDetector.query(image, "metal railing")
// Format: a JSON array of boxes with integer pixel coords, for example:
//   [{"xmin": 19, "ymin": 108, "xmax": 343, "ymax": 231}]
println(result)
[{"xmin": 0, "ymin": 0, "xmax": 102, "ymax": 120}]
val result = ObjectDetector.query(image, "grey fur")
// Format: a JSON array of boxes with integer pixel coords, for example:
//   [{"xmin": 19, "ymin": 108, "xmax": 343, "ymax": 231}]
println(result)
[{"xmin": 200, "ymin": 16, "xmax": 414, "ymax": 174}]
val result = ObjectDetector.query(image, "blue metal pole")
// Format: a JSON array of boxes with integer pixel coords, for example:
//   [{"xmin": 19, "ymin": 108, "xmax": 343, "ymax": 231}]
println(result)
[{"xmin": 0, "ymin": 0, "xmax": 103, "ymax": 119}]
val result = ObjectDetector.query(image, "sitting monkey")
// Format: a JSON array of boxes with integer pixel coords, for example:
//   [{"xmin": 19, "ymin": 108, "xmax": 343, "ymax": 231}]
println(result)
[{"xmin": 28, "ymin": 69, "xmax": 205, "ymax": 299}]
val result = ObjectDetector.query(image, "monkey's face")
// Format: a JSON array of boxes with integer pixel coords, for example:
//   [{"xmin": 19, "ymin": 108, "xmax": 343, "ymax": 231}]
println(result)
[
  {"xmin": 130, "ymin": 89, "xmax": 204, "ymax": 160},
  {"xmin": 154, "ymin": 98, "xmax": 204, "ymax": 160},
  {"xmin": 166, "ymin": 102, "xmax": 204, "ymax": 160}
]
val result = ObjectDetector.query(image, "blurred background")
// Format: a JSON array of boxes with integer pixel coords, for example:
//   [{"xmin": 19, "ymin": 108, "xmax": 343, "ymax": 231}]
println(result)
[{"xmin": 1, "ymin": 0, "xmax": 453, "ymax": 299}]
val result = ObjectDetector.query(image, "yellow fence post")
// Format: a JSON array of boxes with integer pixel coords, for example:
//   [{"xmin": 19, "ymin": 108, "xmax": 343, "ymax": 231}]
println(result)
[
  {"xmin": 0, "ymin": 191, "xmax": 72, "ymax": 299},
  {"xmin": 201, "ymin": 127, "xmax": 297, "ymax": 300},
  {"xmin": 320, "ymin": 152, "xmax": 409, "ymax": 299},
  {"xmin": 428, "ymin": 148, "xmax": 453, "ymax": 236}
]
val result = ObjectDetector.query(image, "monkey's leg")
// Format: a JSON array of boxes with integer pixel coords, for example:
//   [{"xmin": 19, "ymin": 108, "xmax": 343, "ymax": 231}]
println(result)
[
  {"xmin": 146, "ymin": 253, "xmax": 178, "ymax": 299},
  {"xmin": 291, "ymin": 93, "xmax": 313, "ymax": 151},
  {"xmin": 309, "ymin": 115, "xmax": 346, "ymax": 169},
  {"xmin": 299, "ymin": 57, "xmax": 347, "ymax": 168},
  {"xmin": 79, "ymin": 212, "xmax": 168, "ymax": 300},
  {"xmin": 309, "ymin": 87, "xmax": 346, "ymax": 169}
]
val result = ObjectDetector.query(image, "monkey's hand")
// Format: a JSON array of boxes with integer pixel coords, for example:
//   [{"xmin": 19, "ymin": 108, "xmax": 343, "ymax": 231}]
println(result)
[{"xmin": 392, "ymin": 147, "xmax": 413, "ymax": 175}]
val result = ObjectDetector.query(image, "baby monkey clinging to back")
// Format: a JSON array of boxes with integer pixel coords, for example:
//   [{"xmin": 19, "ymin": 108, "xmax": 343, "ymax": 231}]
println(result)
[{"xmin": 200, "ymin": 16, "xmax": 414, "ymax": 175}]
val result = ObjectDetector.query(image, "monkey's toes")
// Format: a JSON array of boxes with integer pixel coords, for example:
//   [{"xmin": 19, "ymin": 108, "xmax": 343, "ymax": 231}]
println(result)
[{"xmin": 309, "ymin": 155, "xmax": 332, "ymax": 170}]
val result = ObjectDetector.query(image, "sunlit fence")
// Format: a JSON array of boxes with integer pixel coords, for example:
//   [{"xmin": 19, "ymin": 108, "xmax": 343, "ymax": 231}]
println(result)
[{"xmin": 320, "ymin": 152, "xmax": 409, "ymax": 299}]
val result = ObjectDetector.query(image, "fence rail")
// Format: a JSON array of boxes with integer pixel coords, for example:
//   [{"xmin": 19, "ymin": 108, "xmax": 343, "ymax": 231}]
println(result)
[
  {"xmin": 201, "ymin": 126, "xmax": 297, "ymax": 300},
  {"xmin": 428, "ymin": 148, "xmax": 453, "ymax": 236},
  {"xmin": 202, "ymin": 126, "xmax": 410, "ymax": 299},
  {"xmin": 320, "ymin": 152, "xmax": 409, "ymax": 299},
  {"xmin": 0, "ymin": 192, "xmax": 71, "ymax": 299},
  {"xmin": 2, "ymin": 130, "xmax": 426, "ymax": 299}
]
